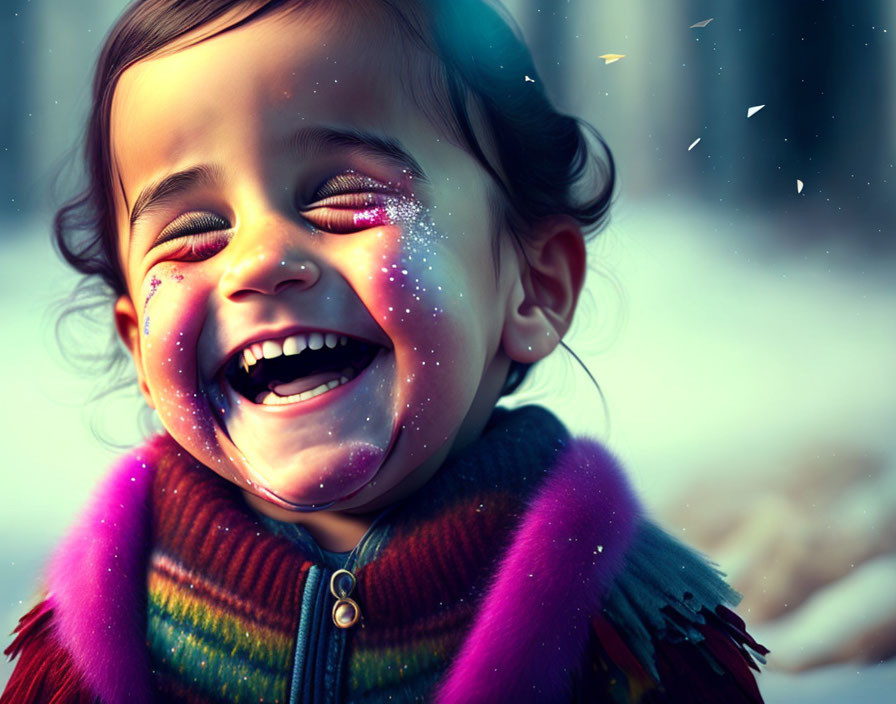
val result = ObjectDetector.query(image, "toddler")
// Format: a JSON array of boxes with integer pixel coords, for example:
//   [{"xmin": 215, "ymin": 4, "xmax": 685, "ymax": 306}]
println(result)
[{"xmin": 3, "ymin": 0, "xmax": 767, "ymax": 702}]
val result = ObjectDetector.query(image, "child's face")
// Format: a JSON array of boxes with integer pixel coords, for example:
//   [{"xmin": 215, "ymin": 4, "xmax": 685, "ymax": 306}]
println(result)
[{"xmin": 111, "ymin": 7, "xmax": 529, "ymax": 512}]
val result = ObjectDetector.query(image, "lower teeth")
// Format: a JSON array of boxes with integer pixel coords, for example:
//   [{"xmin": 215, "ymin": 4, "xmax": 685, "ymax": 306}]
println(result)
[{"xmin": 254, "ymin": 369, "xmax": 353, "ymax": 406}]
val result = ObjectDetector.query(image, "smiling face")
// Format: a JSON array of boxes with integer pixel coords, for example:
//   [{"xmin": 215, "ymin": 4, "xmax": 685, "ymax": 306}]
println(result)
[{"xmin": 110, "ymin": 6, "xmax": 533, "ymax": 514}]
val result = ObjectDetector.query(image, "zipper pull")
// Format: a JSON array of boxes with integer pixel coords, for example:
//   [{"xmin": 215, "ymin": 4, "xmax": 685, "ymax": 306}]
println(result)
[{"xmin": 330, "ymin": 569, "xmax": 360, "ymax": 628}]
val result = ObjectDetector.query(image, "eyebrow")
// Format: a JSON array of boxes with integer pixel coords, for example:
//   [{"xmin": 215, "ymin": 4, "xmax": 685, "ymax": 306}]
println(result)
[
  {"xmin": 288, "ymin": 126, "xmax": 429, "ymax": 185},
  {"xmin": 129, "ymin": 163, "xmax": 224, "ymax": 231}
]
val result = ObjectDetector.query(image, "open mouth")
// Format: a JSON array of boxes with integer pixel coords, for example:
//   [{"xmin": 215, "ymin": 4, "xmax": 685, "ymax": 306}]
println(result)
[{"xmin": 223, "ymin": 331, "xmax": 382, "ymax": 406}]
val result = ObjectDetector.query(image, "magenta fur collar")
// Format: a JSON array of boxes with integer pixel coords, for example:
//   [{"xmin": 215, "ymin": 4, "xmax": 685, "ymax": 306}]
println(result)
[{"xmin": 43, "ymin": 436, "xmax": 639, "ymax": 703}]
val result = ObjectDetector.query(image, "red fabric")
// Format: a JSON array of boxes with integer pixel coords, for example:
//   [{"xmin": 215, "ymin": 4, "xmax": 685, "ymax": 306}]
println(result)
[
  {"xmin": 715, "ymin": 605, "xmax": 770, "ymax": 668},
  {"xmin": 1, "ymin": 600, "xmax": 96, "ymax": 704},
  {"xmin": 648, "ymin": 607, "xmax": 766, "ymax": 703},
  {"xmin": 579, "ymin": 606, "xmax": 767, "ymax": 703}
]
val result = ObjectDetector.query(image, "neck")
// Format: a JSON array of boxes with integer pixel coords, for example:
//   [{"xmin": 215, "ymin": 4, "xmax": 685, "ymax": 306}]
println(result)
[{"xmin": 242, "ymin": 492, "xmax": 375, "ymax": 552}]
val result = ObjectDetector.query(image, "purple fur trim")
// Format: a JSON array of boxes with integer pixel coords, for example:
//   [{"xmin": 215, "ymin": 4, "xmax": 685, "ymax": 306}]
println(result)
[
  {"xmin": 45, "ymin": 440, "xmax": 162, "ymax": 704},
  {"xmin": 433, "ymin": 439, "xmax": 641, "ymax": 703}
]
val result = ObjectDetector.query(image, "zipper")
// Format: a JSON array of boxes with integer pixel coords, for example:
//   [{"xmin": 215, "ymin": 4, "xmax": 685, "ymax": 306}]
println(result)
[
  {"xmin": 290, "ymin": 564, "xmax": 332, "ymax": 703},
  {"xmin": 286, "ymin": 509, "xmax": 396, "ymax": 703}
]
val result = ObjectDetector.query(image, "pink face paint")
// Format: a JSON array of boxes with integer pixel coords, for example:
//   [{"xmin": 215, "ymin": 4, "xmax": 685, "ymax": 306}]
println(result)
[
  {"xmin": 143, "ymin": 275, "xmax": 162, "ymax": 307},
  {"xmin": 142, "ymin": 275, "xmax": 162, "ymax": 336},
  {"xmin": 353, "ymin": 207, "xmax": 389, "ymax": 228},
  {"xmin": 142, "ymin": 271, "xmax": 184, "ymax": 335}
]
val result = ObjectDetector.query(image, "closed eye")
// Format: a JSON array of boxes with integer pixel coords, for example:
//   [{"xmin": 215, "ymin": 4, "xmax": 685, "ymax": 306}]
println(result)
[
  {"xmin": 150, "ymin": 211, "xmax": 232, "ymax": 260},
  {"xmin": 301, "ymin": 172, "xmax": 402, "ymax": 234}
]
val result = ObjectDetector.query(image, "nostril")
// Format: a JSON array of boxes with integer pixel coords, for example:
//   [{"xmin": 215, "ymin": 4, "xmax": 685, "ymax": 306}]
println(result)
[
  {"xmin": 273, "ymin": 273, "xmax": 315, "ymax": 295},
  {"xmin": 222, "ymin": 256, "xmax": 321, "ymax": 299}
]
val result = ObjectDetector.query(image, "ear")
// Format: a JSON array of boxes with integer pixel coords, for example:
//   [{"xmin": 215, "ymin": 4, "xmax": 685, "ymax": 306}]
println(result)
[
  {"xmin": 501, "ymin": 217, "xmax": 586, "ymax": 364},
  {"xmin": 114, "ymin": 295, "xmax": 155, "ymax": 409}
]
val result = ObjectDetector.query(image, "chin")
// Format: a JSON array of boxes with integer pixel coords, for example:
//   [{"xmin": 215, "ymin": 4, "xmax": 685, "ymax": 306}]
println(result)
[
  {"xmin": 172, "ymin": 341, "xmax": 400, "ymax": 510},
  {"xmin": 248, "ymin": 438, "xmax": 395, "ymax": 510}
]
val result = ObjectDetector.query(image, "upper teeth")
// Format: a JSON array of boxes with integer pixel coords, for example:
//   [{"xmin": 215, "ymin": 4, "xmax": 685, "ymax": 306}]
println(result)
[{"xmin": 241, "ymin": 332, "xmax": 348, "ymax": 370}]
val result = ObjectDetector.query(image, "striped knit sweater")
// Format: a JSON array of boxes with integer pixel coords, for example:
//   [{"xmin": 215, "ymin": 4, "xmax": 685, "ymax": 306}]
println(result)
[{"xmin": 2, "ymin": 406, "xmax": 766, "ymax": 703}]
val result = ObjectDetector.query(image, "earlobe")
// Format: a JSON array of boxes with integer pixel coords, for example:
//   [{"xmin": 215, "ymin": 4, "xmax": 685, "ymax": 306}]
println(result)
[
  {"xmin": 501, "ymin": 218, "xmax": 586, "ymax": 364},
  {"xmin": 114, "ymin": 295, "xmax": 155, "ymax": 409}
]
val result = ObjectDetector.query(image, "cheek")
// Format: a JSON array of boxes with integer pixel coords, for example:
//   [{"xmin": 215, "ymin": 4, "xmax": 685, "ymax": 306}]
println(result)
[
  {"xmin": 138, "ymin": 266, "xmax": 215, "ymax": 433},
  {"xmin": 342, "ymin": 206, "xmax": 498, "ymax": 430},
  {"xmin": 353, "ymin": 209, "xmax": 474, "ymax": 349}
]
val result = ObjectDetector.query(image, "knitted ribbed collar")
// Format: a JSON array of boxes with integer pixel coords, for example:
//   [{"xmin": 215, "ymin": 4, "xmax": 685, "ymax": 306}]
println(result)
[{"xmin": 43, "ymin": 405, "xmax": 641, "ymax": 703}]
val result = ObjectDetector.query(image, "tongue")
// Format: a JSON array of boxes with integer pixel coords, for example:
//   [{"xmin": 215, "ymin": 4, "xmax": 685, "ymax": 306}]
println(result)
[{"xmin": 270, "ymin": 370, "xmax": 343, "ymax": 397}]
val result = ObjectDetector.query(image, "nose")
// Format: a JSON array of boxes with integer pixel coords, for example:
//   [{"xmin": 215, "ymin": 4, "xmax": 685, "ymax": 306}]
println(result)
[{"xmin": 219, "ymin": 218, "xmax": 321, "ymax": 301}]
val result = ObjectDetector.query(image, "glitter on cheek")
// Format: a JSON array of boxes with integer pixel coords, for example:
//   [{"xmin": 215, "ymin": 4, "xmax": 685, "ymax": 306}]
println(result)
[
  {"xmin": 385, "ymin": 199, "xmax": 452, "ymax": 323},
  {"xmin": 143, "ymin": 275, "xmax": 162, "ymax": 308},
  {"xmin": 154, "ymin": 386, "xmax": 222, "ymax": 463},
  {"xmin": 385, "ymin": 194, "xmax": 424, "ymax": 227},
  {"xmin": 142, "ymin": 275, "xmax": 162, "ymax": 336},
  {"xmin": 141, "ymin": 270, "xmax": 185, "ymax": 336}
]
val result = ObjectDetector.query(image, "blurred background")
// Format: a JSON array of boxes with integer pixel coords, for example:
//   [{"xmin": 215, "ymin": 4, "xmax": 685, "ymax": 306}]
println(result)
[{"xmin": 2, "ymin": 0, "xmax": 894, "ymax": 699}]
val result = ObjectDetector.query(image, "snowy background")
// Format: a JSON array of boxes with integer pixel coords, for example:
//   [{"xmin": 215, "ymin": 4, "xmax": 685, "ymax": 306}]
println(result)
[{"xmin": 2, "ymin": 0, "xmax": 895, "ymax": 698}]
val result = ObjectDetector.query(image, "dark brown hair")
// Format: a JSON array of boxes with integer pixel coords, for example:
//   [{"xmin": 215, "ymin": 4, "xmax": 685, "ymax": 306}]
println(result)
[{"xmin": 55, "ymin": 0, "xmax": 615, "ymax": 397}]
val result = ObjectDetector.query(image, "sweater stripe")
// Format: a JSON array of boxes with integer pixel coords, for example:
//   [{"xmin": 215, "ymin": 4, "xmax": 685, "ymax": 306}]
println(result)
[
  {"xmin": 147, "ymin": 549, "xmax": 297, "ymax": 702},
  {"xmin": 148, "ymin": 621, "xmax": 288, "ymax": 703},
  {"xmin": 149, "ymin": 552, "xmax": 306, "ymax": 631},
  {"xmin": 147, "ymin": 560, "xmax": 294, "ymax": 668},
  {"xmin": 348, "ymin": 636, "xmax": 454, "ymax": 690}
]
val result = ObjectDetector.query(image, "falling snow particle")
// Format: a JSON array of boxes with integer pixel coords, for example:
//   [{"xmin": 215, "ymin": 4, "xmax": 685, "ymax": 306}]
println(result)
[
  {"xmin": 797, "ymin": 179, "xmax": 804, "ymax": 194},
  {"xmin": 690, "ymin": 18, "xmax": 714, "ymax": 29},
  {"xmin": 747, "ymin": 104, "xmax": 765, "ymax": 118},
  {"xmin": 688, "ymin": 137, "xmax": 701, "ymax": 151},
  {"xmin": 524, "ymin": 75, "xmax": 535, "ymax": 83},
  {"xmin": 599, "ymin": 54, "xmax": 626, "ymax": 65}
]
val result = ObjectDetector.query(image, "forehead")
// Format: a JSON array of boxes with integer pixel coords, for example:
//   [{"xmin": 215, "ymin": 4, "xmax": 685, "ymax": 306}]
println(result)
[{"xmin": 110, "ymin": 5, "xmax": 420, "ymax": 204}]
